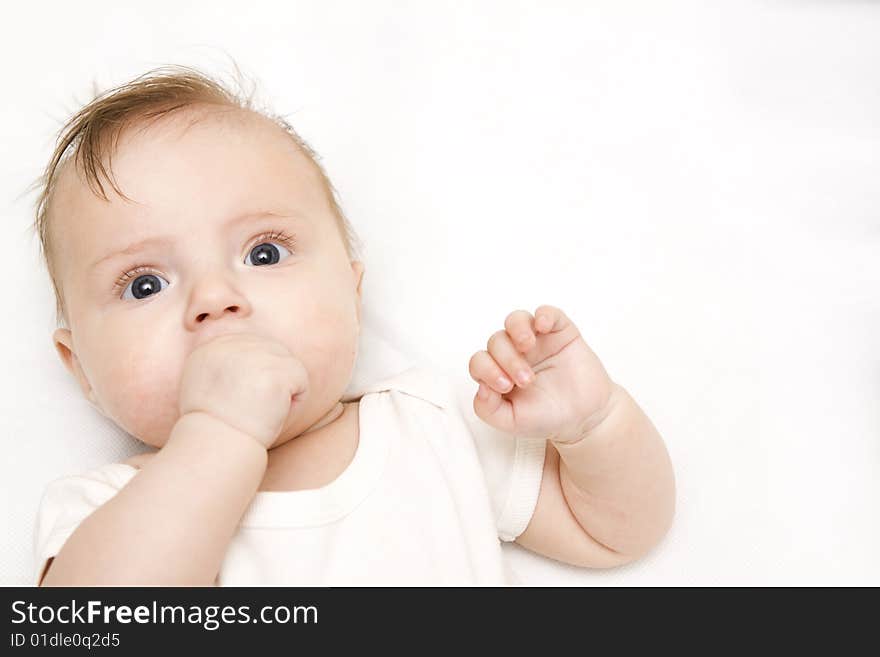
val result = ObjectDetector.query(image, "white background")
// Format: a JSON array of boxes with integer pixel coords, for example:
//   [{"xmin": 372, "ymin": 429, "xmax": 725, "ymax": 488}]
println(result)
[{"xmin": 1, "ymin": 0, "xmax": 878, "ymax": 585}]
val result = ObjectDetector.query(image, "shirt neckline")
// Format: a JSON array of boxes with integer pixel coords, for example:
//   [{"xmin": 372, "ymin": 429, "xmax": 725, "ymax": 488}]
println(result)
[
  {"xmin": 238, "ymin": 390, "xmax": 389, "ymax": 528},
  {"xmin": 115, "ymin": 362, "xmax": 444, "ymax": 528}
]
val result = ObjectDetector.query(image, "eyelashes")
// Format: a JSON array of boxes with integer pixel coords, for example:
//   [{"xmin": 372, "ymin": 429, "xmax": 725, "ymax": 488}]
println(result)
[{"xmin": 111, "ymin": 229, "xmax": 298, "ymax": 297}]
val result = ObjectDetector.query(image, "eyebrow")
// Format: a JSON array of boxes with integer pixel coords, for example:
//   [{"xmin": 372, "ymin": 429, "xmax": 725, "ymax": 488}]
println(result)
[{"xmin": 88, "ymin": 211, "xmax": 303, "ymax": 272}]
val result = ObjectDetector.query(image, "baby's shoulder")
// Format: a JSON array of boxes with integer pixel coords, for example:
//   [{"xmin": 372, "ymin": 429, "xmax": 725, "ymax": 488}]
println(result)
[{"xmin": 378, "ymin": 362, "xmax": 461, "ymax": 410}]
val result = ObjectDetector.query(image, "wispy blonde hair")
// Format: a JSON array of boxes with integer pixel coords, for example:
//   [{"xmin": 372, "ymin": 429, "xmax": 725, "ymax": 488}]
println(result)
[{"xmin": 26, "ymin": 63, "xmax": 361, "ymax": 328}]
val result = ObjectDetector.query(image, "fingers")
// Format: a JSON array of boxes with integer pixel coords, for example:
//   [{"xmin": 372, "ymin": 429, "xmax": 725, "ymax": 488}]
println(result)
[
  {"xmin": 533, "ymin": 305, "xmax": 559, "ymax": 334},
  {"xmin": 502, "ymin": 306, "xmax": 559, "ymax": 349},
  {"xmin": 469, "ymin": 334, "xmax": 534, "ymax": 396},
  {"xmin": 504, "ymin": 309, "xmax": 537, "ymax": 353},
  {"xmin": 281, "ymin": 352, "xmax": 310, "ymax": 400},
  {"xmin": 468, "ymin": 305, "xmax": 563, "ymax": 398}
]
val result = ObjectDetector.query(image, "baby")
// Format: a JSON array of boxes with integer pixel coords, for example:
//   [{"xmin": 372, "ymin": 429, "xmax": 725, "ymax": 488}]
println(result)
[{"xmin": 31, "ymin": 65, "xmax": 675, "ymax": 586}]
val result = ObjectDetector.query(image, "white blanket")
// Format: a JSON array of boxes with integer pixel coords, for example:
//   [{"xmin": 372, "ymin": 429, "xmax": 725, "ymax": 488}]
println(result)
[{"xmin": 2, "ymin": 0, "xmax": 878, "ymax": 585}]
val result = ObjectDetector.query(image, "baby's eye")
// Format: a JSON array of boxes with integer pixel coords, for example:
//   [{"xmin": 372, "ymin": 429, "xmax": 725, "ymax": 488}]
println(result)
[
  {"xmin": 117, "ymin": 233, "xmax": 295, "ymax": 301},
  {"xmin": 121, "ymin": 272, "xmax": 170, "ymax": 301},
  {"xmin": 245, "ymin": 238, "xmax": 293, "ymax": 266}
]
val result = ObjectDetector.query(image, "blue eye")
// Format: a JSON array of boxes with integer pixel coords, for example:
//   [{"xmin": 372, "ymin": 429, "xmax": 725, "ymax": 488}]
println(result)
[
  {"xmin": 120, "ymin": 271, "xmax": 169, "ymax": 301},
  {"xmin": 245, "ymin": 239, "xmax": 293, "ymax": 266},
  {"xmin": 114, "ymin": 230, "xmax": 297, "ymax": 301}
]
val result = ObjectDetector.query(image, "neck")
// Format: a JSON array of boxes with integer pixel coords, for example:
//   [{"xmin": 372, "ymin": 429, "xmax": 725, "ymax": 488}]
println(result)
[{"xmin": 300, "ymin": 401, "xmax": 345, "ymax": 437}]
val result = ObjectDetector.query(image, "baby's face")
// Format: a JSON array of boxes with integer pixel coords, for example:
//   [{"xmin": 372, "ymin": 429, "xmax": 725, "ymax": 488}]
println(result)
[{"xmin": 50, "ymin": 107, "xmax": 364, "ymax": 449}]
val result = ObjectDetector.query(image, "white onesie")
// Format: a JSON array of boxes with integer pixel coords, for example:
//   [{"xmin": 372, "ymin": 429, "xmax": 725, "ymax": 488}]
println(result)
[{"xmin": 32, "ymin": 362, "xmax": 547, "ymax": 586}]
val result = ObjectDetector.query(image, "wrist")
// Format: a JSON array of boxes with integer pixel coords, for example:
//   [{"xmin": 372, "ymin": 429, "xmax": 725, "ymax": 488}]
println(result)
[
  {"xmin": 172, "ymin": 410, "xmax": 270, "ymax": 458},
  {"xmin": 551, "ymin": 381, "xmax": 623, "ymax": 446}
]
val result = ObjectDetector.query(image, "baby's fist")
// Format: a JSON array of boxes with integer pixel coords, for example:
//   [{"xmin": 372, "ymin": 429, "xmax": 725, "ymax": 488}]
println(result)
[{"xmin": 178, "ymin": 333, "xmax": 309, "ymax": 448}]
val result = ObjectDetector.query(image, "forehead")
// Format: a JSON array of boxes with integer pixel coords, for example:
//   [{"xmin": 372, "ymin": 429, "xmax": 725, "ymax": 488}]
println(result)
[{"xmin": 51, "ymin": 107, "xmax": 327, "ymax": 253}]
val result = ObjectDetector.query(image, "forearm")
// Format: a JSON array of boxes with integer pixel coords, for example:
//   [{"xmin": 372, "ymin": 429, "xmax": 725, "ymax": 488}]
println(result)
[
  {"xmin": 42, "ymin": 411, "xmax": 267, "ymax": 586},
  {"xmin": 553, "ymin": 383, "xmax": 675, "ymax": 558}
]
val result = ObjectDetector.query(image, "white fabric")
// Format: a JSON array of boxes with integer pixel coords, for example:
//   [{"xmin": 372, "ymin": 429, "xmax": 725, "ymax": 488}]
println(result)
[
  {"xmin": 6, "ymin": 2, "xmax": 880, "ymax": 587},
  {"xmin": 32, "ymin": 362, "xmax": 546, "ymax": 586}
]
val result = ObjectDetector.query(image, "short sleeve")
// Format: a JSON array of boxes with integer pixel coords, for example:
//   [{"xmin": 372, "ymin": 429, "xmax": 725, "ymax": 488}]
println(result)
[
  {"xmin": 444, "ymin": 368, "xmax": 547, "ymax": 542},
  {"xmin": 32, "ymin": 463, "xmax": 135, "ymax": 585}
]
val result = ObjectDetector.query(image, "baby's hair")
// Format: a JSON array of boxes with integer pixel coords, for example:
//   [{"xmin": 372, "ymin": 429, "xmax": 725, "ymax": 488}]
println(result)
[{"xmin": 25, "ymin": 62, "xmax": 362, "ymax": 329}]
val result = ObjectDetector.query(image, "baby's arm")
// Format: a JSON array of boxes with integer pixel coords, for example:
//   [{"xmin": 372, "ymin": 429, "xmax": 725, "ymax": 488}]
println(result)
[
  {"xmin": 470, "ymin": 305, "xmax": 675, "ymax": 567},
  {"xmin": 40, "ymin": 411, "xmax": 266, "ymax": 586},
  {"xmin": 41, "ymin": 330, "xmax": 305, "ymax": 586},
  {"xmin": 519, "ymin": 383, "xmax": 675, "ymax": 564}
]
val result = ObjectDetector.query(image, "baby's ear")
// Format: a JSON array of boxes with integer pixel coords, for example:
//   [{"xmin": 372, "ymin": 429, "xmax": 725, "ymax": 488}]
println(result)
[
  {"xmin": 52, "ymin": 328, "xmax": 98, "ymax": 407},
  {"xmin": 52, "ymin": 328, "xmax": 77, "ymax": 377}
]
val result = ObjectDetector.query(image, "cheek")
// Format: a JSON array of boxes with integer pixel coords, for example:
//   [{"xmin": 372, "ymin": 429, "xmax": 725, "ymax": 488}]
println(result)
[
  {"xmin": 309, "ymin": 302, "xmax": 358, "ymax": 356},
  {"xmin": 89, "ymin": 332, "xmax": 183, "ymax": 447},
  {"xmin": 279, "ymin": 282, "xmax": 359, "ymax": 392},
  {"xmin": 276, "ymin": 271, "xmax": 356, "ymax": 345}
]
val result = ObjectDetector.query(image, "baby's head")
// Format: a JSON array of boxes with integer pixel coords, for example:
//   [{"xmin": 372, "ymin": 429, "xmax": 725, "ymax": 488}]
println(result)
[{"xmin": 32, "ymin": 65, "xmax": 365, "ymax": 449}]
